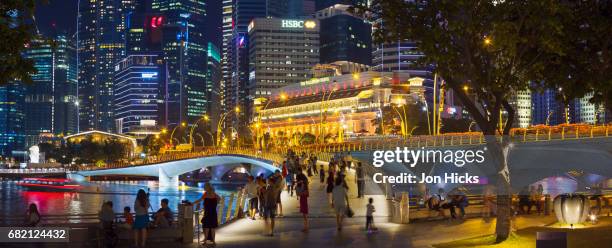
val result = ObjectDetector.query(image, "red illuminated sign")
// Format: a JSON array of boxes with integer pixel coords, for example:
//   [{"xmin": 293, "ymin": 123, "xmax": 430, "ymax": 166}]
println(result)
[{"xmin": 150, "ymin": 16, "xmax": 164, "ymax": 28}]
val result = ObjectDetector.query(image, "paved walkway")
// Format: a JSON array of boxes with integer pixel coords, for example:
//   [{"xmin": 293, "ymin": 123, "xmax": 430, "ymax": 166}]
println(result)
[{"xmin": 189, "ymin": 165, "xmax": 557, "ymax": 248}]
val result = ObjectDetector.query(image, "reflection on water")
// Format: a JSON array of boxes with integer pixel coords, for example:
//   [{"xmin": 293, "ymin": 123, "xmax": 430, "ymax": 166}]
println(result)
[{"xmin": 0, "ymin": 180, "xmax": 240, "ymax": 219}]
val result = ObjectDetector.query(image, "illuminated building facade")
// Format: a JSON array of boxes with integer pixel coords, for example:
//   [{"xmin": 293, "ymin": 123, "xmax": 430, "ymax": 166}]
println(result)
[
  {"xmin": 256, "ymin": 71, "xmax": 424, "ymax": 141},
  {"xmin": 23, "ymin": 36, "xmax": 78, "ymax": 146},
  {"xmin": 78, "ymin": 0, "xmax": 134, "ymax": 132},
  {"xmin": 0, "ymin": 83, "xmax": 26, "ymax": 156},
  {"xmin": 247, "ymin": 18, "xmax": 320, "ymax": 101},
  {"xmin": 316, "ymin": 4, "xmax": 372, "ymax": 66},
  {"xmin": 152, "ymin": 0, "xmax": 209, "ymax": 126},
  {"xmin": 206, "ymin": 42, "xmax": 222, "ymax": 128},
  {"xmin": 315, "ymin": 0, "xmax": 367, "ymax": 11},
  {"xmin": 113, "ymin": 54, "xmax": 166, "ymax": 134},
  {"xmin": 510, "ymin": 90, "xmax": 532, "ymax": 128},
  {"xmin": 221, "ymin": 0, "xmax": 233, "ymax": 112}
]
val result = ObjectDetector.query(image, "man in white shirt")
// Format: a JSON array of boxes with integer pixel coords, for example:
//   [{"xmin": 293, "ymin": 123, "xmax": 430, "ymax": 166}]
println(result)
[{"xmin": 244, "ymin": 176, "xmax": 260, "ymax": 220}]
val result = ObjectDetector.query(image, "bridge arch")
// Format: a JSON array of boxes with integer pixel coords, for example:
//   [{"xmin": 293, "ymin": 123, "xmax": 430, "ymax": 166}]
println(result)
[{"xmin": 69, "ymin": 154, "xmax": 279, "ymax": 187}]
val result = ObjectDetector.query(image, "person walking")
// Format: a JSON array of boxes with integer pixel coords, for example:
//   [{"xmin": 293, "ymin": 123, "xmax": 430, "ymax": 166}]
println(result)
[
  {"xmin": 366, "ymin": 198, "xmax": 376, "ymax": 232},
  {"xmin": 355, "ymin": 162, "xmax": 365, "ymax": 198},
  {"xmin": 257, "ymin": 177, "xmax": 266, "ymax": 218},
  {"xmin": 326, "ymin": 170, "xmax": 335, "ymax": 205},
  {"xmin": 296, "ymin": 172, "xmax": 309, "ymax": 232},
  {"xmin": 133, "ymin": 189, "xmax": 150, "ymax": 248},
  {"xmin": 262, "ymin": 175, "xmax": 283, "ymax": 236},
  {"xmin": 319, "ymin": 166, "xmax": 325, "ymax": 185},
  {"xmin": 286, "ymin": 171, "xmax": 295, "ymax": 197},
  {"xmin": 245, "ymin": 176, "xmax": 259, "ymax": 220},
  {"xmin": 193, "ymin": 183, "xmax": 220, "ymax": 246},
  {"xmin": 332, "ymin": 177, "xmax": 349, "ymax": 231}
]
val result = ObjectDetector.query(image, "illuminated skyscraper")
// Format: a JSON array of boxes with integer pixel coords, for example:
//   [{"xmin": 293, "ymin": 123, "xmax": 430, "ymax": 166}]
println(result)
[
  {"xmin": 152, "ymin": 0, "xmax": 208, "ymax": 125},
  {"xmin": 0, "ymin": 83, "xmax": 26, "ymax": 156},
  {"xmin": 221, "ymin": 0, "xmax": 233, "ymax": 112},
  {"xmin": 23, "ymin": 35, "xmax": 78, "ymax": 146},
  {"xmin": 316, "ymin": 4, "xmax": 372, "ymax": 66},
  {"xmin": 78, "ymin": 0, "xmax": 134, "ymax": 132},
  {"xmin": 113, "ymin": 54, "xmax": 166, "ymax": 135}
]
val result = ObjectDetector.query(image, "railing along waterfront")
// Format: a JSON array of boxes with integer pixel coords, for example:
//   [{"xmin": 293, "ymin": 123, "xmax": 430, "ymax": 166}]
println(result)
[
  {"xmin": 0, "ymin": 167, "xmax": 68, "ymax": 174},
  {"xmin": 295, "ymin": 123, "xmax": 611, "ymax": 154},
  {"xmin": 76, "ymin": 124, "xmax": 609, "ymax": 171},
  {"xmin": 0, "ymin": 188, "xmax": 249, "ymax": 245},
  {"xmin": 79, "ymin": 147, "xmax": 285, "ymax": 171}
]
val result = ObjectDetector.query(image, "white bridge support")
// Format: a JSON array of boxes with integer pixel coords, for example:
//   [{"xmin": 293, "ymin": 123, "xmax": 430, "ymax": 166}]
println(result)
[{"xmin": 158, "ymin": 168, "xmax": 179, "ymax": 187}]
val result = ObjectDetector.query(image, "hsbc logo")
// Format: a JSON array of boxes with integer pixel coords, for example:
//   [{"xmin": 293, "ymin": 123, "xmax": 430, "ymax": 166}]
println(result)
[{"xmin": 282, "ymin": 20, "xmax": 304, "ymax": 28}]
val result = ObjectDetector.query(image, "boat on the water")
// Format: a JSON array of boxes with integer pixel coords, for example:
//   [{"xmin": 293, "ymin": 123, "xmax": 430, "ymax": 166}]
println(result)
[{"xmin": 16, "ymin": 178, "xmax": 81, "ymax": 191}]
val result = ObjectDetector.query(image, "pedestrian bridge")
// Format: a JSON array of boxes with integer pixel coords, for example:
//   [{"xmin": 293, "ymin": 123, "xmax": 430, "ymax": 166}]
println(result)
[{"xmin": 69, "ymin": 154, "xmax": 280, "ymax": 187}]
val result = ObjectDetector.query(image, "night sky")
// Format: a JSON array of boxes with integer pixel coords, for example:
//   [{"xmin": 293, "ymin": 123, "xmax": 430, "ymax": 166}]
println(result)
[{"xmin": 34, "ymin": 0, "xmax": 222, "ymax": 47}]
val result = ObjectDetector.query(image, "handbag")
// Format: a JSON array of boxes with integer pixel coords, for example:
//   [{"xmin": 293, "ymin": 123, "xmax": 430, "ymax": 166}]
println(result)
[{"xmin": 346, "ymin": 206, "xmax": 355, "ymax": 218}]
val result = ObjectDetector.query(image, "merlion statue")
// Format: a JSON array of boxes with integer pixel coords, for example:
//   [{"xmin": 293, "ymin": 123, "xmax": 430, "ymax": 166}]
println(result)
[{"xmin": 29, "ymin": 145, "xmax": 40, "ymax": 164}]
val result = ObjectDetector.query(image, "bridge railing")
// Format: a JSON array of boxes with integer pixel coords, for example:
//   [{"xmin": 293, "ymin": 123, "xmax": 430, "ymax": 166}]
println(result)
[
  {"xmin": 79, "ymin": 147, "xmax": 286, "ymax": 171},
  {"xmin": 0, "ymin": 168, "xmax": 68, "ymax": 174},
  {"xmin": 290, "ymin": 124, "xmax": 611, "ymax": 153}
]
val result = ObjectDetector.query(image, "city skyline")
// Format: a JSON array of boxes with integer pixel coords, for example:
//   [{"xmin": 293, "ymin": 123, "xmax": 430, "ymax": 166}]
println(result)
[{"xmin": 0, "ymin": 0, "xmax": 608, "ymax": 157}]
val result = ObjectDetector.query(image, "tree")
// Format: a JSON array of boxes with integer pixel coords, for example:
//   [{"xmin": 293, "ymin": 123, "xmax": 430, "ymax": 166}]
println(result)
[
  {"xmin": 103, "ymin": 139, "xmax": 127, "ymax": 163},
  {"xmin": 356, "ymin": 0, "xmax": 609, "ymax": 242},
  {"xmin": 0, "ymin": 0, "xmax": 42, "ymax": 85},
  {"xmin": 539, "ymin": 1, "xmax": 612, "ymax": 115},
  {"xmin": 142, "ymin": 135, "xmax": 163, "ymax": 155},
  {"xmin": 300, "ymin": 132, "xmax": 316, "ymax": 145},
  {"xmin": 371, "ymin": 104, "xmax": 428, "ymax": 135}
]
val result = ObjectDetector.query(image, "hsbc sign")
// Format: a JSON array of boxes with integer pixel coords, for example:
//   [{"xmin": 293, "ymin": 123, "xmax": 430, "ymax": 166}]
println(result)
[
  {"xmin": 281, "ymin": 20, "xmax": 316, "ymax": 29},
  {"xmin": 282, "ymin": 20, "xmax": 304, "ymax": 28}
]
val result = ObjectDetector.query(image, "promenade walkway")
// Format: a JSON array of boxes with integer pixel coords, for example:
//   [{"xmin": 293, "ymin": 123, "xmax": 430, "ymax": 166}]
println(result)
[{"xmin": 193, "ymin": 165, "xmax": 556, "ymax": 248}]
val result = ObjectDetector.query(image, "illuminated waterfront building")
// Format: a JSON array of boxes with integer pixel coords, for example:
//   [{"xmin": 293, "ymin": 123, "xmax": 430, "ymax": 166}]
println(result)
[
  {"xmin": 220, "ymin": 0, "xmax": 233, "ymax": 112},
  {"xmin": 23, "ymin": 35, "xmax": 78, "ymax": 147},
  {"xmin": 113, "ymin": 54, "xmax": 166, "ymax": 135},
  {"xmin": 316, "ymin": 4, "xmax": 372, "ymax": 66},
  {"xmin": 152, "ymin": 0, "xmax": 209, "ymax": 126},
  {"xmin": 78, "ymin": 0, "xmax": 134, "ymax": 132},
  {"xmin": 0, "ymin": 83, "xmax": 26, "ymax": 156},
  {"xmin": 256, "ymin": 71, "xmax": 424, "ymax": 141},
  {"xmin": 247, "ymin": 18, "xmax": 320, "ymax": 101},
  {"xmin": 315, "ymin": 0, "xmax": 367, "ymax": 11}
]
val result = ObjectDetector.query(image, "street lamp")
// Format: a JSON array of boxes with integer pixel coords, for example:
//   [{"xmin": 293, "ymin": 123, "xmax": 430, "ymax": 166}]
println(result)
[
  {"xmin": 216, "ymin": 106, "xmax": 240, "ymax": 146},
  {"xmin": 319, "ymin": 83, "xmax": 337, "ymax": 144},
  {"xmin": 189, "ymin": 114, "xmax": 210, "ymax": 151},
  {"xmin": 170, "ymin": 122, "xmax": 186, "ymax": 147},
  {"xmin": 468, "ymin": 121, "xmax": 477, "ymax": 132}
]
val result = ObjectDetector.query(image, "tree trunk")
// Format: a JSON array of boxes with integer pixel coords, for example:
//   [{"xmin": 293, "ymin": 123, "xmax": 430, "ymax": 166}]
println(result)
[{"xmin": 484, "ymin": 135, "xmax": 513, "ymax": 242}]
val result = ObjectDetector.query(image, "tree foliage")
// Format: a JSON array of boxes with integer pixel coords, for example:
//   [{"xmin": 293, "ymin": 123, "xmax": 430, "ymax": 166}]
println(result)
[
  {"xmin": 0, "ymin": 0, "xmax": 41, "ymax": 85},
  {"xmin": 355, "ymin": 0, "xmax": 611, "ymax": 242}
]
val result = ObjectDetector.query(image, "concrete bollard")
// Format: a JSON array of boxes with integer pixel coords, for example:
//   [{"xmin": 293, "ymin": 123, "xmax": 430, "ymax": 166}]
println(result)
[
  {"xmin": 400, "ymin": 192, "xmax": 410, "ymax": 224},
  {"xmin": 180, "ymin": 203, "xmax": 194, "ymax": 244}
]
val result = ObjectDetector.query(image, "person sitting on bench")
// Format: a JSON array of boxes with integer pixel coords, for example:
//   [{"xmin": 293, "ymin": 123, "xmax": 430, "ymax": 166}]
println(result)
[{"xmin": 153, "ymin": 199, "xmax": 173, "ymax": 228}]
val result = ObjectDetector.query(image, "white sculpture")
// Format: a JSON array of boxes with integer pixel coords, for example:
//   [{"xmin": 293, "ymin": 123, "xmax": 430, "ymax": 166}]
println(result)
[{"xmin": 29, "ymin": 145, "xmax": 40, "ymax": 164}]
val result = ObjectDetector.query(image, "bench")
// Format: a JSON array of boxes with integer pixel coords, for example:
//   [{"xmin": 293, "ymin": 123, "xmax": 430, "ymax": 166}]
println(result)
[{"xmin": 406, "ymin": 193, "xmax": 612, "ymax": 221}]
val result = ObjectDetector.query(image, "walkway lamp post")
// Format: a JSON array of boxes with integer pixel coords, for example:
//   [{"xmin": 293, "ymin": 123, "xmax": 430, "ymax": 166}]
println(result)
[
  {"xmin": 217, "ymin": 106, "xmax": 240, "ymax": 147},
  {"xmin": 170, "ymin": 122, "xmax": 186, "ymax": 147},
  {"xmin": 189, "ymin": 115, "xmax": 209, "ymax": 151},
  {"xmin": 468, "ymin": 121, "xmax": 476, "ymax": 132},
  {"xmin": 319, "ymin": 83, "xmax": 337, "ymax": 144}
]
